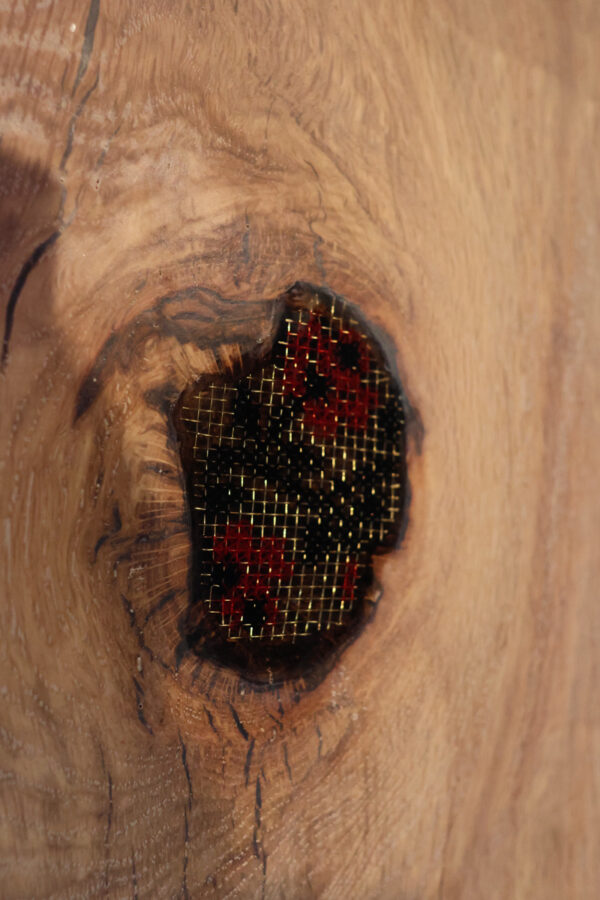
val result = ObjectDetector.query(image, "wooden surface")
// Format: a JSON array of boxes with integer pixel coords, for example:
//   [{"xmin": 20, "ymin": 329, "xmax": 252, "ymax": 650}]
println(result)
[{"xmin": 1, "ymin": 1, "xmax": 599, "ymax": 897}]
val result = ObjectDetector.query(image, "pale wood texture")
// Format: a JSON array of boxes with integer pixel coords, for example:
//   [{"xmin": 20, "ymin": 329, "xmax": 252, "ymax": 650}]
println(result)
[{"xmin": 1, "ymin": 1, "xmax": 599, "ymax": 897}]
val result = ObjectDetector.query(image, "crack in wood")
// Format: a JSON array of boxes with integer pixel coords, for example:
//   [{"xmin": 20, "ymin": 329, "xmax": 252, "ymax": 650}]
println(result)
[
  {"xmin": 179, "ymin": 733, "xmax": 193, "ymax": 812},
  {"xmin": 229, "ymin": 703, "xmax": 249, "ymax": 741},
  {"xmin": 133, "ymin": 677, "xmax": 153, "ymax": 736},
  {"xmin": 1, "ymin": 230, "xmax": 61, "ymax": 368},
  {"xmin": 60, "ymin": 71, "xmax": 100, "ymax": 173},
  {"xmin": 244, "ymin": 737, "xmax": 255, "ymax": 787},
  {"xmin": 71, "ymin": 0, "xmax": 101, "ymax": 97}
]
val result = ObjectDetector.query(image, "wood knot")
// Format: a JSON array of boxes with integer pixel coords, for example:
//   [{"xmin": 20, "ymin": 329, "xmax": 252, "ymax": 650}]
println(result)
[{"xmin": 173, "ymin": 283, "xmax": 408, "ymax": 684}]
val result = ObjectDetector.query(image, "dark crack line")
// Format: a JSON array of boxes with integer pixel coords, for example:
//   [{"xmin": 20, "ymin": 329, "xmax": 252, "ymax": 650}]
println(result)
[
  {"xmin": 143, "ymin": 588, "xmax": 177, "ymax": 625},
  {"xmin": 92, "ymin": 502, "xmax": 122, "ymax": 562},
  {"xmin": 179, "ymin": 732, "xmax": 193, "ymax": 812},
  {"xmin": 60, "ymin": 70, "xmax": 99, "ymax": 172},
  {"xmin": 283, "ymin": 743, "xmax": 293, "ymax": 783},
  {"xmin": 244, "ymin": 737, "xmax": 255, "ymax": 787},
  {"xmin": 119, "ymin": 593, "xmax": 169, "ymax": 671},
  {"xmin": 133, "ymin": 677, "xmax": 153, "ymax": 736},
  {"xmin": 72, "ymin": 0, "xmax": 100, "ymax": 97},
  {"xmin": 2, "ymin": 60, "xmax": 99, "ymax": 368},
  {"xmin": 1, "ymin": 230, "xmax": 61, "ymax": 368},
  {"xmin": 229, "ymin": 703, "xmax": 249, "ymax": 741},
  {"xmin": 252, "ymin": 775, "xmax": 267, "ymax": 877},
  {"xmin": 204, "ymin": 705, "xmax": 219, "ymax": 736}
]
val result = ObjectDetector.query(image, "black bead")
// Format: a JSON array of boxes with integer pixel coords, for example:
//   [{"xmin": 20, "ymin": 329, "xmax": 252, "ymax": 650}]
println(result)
[
  {"xmin": 337, "ymin": 340, "xmax": 362, "ymax": 370},
  {"xmin": 232, "ymin": 384, "xmax": 260, "ymax": 434},
  {"xmin": 212, "ymin": 562, "xmax": 242, "ymax": 593},
  {"xmin": 242, "ymin": 598, "xmax": 267, "ymax": 631},
  {"xmin": 304, "ymin": 364, "xmax": 331, "ymax": 401}
]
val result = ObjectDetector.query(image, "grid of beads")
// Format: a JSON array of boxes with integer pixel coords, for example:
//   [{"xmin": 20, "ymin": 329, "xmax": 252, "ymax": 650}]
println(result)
[{"xmin": 178, "ymin": 289, "xmax": 405, "ymax": 644}]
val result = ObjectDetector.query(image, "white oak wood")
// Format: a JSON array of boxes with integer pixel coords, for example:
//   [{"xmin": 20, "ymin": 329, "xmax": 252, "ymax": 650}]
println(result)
[{"xmin": 0, "ymin": 1, "xmax": 598, "ymax": 897}]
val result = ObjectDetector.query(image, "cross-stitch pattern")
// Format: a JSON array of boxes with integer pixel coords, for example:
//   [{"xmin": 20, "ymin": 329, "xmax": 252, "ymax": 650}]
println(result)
[{"xmin": 175, "ymin": 284, "xmax": 406, "ymax": 681}]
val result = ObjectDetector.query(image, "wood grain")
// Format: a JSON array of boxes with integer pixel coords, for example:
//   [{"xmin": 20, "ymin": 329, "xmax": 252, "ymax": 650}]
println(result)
[{"xmin": 1, "ymin": 1, "xmax": 598, "ymax": 897}]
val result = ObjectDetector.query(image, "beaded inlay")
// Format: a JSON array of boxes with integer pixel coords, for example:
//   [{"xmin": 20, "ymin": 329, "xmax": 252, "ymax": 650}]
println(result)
[{"xmin": 175, "ymin": 284, "xmax": 406, "ymax": 680}]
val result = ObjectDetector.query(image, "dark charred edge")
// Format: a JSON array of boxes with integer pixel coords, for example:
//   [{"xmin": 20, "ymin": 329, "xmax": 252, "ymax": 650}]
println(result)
[
  {"xmin": 165, "ymin": 408, "xmax": 191, "ymax": 482},
  {"xmin": 180, "ymin": 549, "xmax": 389, "ymax": 693},
  {"xmin": 143, "ymin": 589, "xmax": 178, "ymax": 625},
  {"xmin": 144, "ymin": 383, "xmax": 181, "ymax": 417},
  {"xmin": 131, "ymin": 850, "xmax": 138, "ymax": 900},
  {"xmin": 244, "ymin": 738, "xmax": 255, "ymax": 787},
  {"xmin": 92, "ymin": 502, "xmax": 122, "ymax": 561},
  {"xmin": 182, "ymin": 806, "xmax": 190, "ymax": 899},
  {"xmin": 1, "ymin": 230, "xmax": 61, "ymax": 368},
  {"xmin": 405, "ymin": 400, "xmax": 425, "ymax": 456},
  {"xmin": 60, "ymin": 70, "xmax": 99, "ymax": 173},
  {"xmin": 133, "ymin": 677, "xmax": 153, "ymax": 735},
  {"xmin": 204, "ymin": 705, "xmax": 219, "ymax": 736},
  {"xmin": 72, "ymin": 286, "xmax": 277, "ymax": 423},
  {"xmin": 74, "ymin": 331, "xmax": 118, "ymax": 420},
  {"xmin": 71, "ymin": 0, "xmax": 100, "ymax": 97},
  {"xmin": 75, "ymin": 279, "xmax": 411, "ymax": 697},
  {"xmin": 174, "ymin": 280, "xmax": 411, "ymax": 694},
  {"xmin": 282, "ymin": 743, "xmax": 293, "ymax": 783},
  {"xmin": 229, "ymin": 703, "xmax": 249, "ymax": 741}
]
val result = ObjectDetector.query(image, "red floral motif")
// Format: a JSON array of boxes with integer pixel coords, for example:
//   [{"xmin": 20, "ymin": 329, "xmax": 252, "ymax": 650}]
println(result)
[
  {"xmin": 213, "ymin": 520, "xmax": 293, "ymax": 628},
  {"xmin": 282, "ymin": 312, "xmax": 378, "ymax": 437},
  {"xmin": 341, "ymin": 559, "xmax": 358, "ymax": 606}
]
